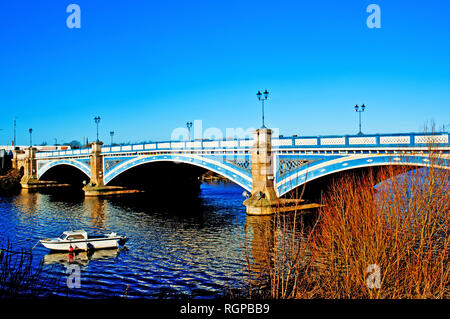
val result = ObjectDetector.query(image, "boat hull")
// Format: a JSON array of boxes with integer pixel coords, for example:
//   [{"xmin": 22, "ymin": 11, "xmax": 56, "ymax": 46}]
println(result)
[{"xmin": 40, "ymin": 237, "xmax": 124, "ymax": 251}]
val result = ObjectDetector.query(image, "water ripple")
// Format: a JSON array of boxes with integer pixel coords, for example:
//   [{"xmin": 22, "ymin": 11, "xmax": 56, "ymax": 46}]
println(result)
[{"xmin": 0, "ymin": 183, "xmax": 251, "ymax": 298}]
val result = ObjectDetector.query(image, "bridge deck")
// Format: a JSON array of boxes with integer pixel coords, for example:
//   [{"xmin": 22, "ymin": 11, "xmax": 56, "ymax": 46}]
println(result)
[{"xmin": 36, "ymin": 132, "xmax": 450, "ymax": 159}]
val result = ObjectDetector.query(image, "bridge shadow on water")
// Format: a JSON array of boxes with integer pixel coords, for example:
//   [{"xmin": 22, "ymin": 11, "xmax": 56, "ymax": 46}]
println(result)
[
  {"xmin": 39, "ymin": 162, "xmax": 206, "ymax": 213},
  {"xmin": 106, "ymin": 191, "xmax": 205, "ymax": 216},
  {"xmin": 38, "ymin": 161, "xmax": 215, "ymax": 217},
  {"xmin": 33, "ymin": 186, "xmax": 210, "ymax": 221},
  {"xmin": 106, "ymin": 161, "xmax": 208, "ymax": 216}
]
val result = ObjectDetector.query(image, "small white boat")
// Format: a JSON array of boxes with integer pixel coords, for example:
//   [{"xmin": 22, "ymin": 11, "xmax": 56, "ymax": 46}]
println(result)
[{"xmin": 40, "ymin": 230, "xmax": 128, "ymax": 252}]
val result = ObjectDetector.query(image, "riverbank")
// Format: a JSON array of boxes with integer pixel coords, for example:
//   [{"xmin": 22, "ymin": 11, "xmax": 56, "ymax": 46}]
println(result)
[
  {"xmin": 0, "ymin": 170, "xmax": 21, "ymax": 195},
  {"xmin": 201, "ymin": 170, "xmax": 229, "ymax": 182}
]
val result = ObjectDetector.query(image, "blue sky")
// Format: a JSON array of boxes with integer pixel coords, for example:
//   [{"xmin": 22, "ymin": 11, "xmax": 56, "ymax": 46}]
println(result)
[{"xmin": 0, "ymin": 0, "xmax": 449, "ymax": 145}]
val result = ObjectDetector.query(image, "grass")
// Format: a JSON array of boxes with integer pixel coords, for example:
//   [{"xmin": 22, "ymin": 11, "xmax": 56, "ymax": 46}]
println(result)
[{"xmin": 0, "ymin": 242, "xmax": 58, "ymax": 298}]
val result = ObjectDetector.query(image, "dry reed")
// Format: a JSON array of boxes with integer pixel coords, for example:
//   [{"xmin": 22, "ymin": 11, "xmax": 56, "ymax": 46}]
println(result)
[{"xmin": 245, "ymin": 147, "xmax": 449, "ymax": 299}]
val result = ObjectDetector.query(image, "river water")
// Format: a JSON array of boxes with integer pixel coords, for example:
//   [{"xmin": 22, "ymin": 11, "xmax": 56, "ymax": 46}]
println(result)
[{"xmin": 0, "ymin": 183, "xmax": 255, "ymax": 299}]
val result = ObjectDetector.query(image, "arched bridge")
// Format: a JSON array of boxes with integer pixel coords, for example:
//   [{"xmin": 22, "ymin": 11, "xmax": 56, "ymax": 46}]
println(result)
[
  {"xmin": 13, "ymin": 130, "xmax": 450, "ymax": 215},
  {"xmin": 36, "ymin": 141, "xmax": 254, "ymax": 191}
]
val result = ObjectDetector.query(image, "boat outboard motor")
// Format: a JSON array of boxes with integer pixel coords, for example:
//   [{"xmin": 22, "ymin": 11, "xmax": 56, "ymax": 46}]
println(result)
[{"xmin": 118, "ymin": 236, "xmax": 128, "ymax": 246}]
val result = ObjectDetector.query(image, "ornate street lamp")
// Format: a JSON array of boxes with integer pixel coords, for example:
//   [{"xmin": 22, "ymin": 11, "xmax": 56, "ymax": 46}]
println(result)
[
  {"xmin": 29, "ymin": 128, "xmax": 33, "ymax": 147},
  {"xmin": 14, "ymin": 117, "xmax": 17, "ymax": 146},
  {"xmin": 257, "ymin": 90, "xmax": 269, "ymax": 128},
  {"xmin": 110, "ymin": 131, "xmax": 114, "ymax": 146},
  {"xmin": 94, "ymin": 116, "xmax": 101, "ymax": 142},
  {"xmin": 355, "ymin": 104, "xmax": 366, "ymax": 135},
  {"xmin": 186, "ymin": 122, "xmax": 193, "ymax": 141}
]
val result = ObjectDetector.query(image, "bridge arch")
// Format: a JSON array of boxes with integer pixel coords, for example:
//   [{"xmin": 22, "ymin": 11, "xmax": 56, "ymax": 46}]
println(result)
[
  {"xmin": 37, "ymin": 159, "xmax": 91, "ymax": 180},
  {"xmin": 104, "ymin": 154, "xmax": 252, "ymax": 191},
  {"xmin": 276, "ymin": 154, "xmax": 449, "ymax": 197}
]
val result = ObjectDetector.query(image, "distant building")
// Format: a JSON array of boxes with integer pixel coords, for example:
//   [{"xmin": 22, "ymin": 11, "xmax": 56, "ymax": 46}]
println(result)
[
  {"xmin": 0, "ymin": 149, "xmax": 6, "ymax": 170},
  {"xmin": 0, "ymin": 145, "xmax": 71, "ymax": 155}
]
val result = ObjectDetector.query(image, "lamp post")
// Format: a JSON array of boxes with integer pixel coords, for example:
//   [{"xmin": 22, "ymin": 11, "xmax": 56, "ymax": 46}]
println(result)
[
  {"xmin": 110, "ymin": 131, "xmax": 114, "ymax": 146},
  {"xmin": 94, "ymin": 116, "xmax": 101, "ymax": 142},
  {"xmin": 256, "ymin": 90, "xmax": 269, "ymax": 128},
  {"xmin": 354, "ymin": 104, "xmax": 366, "ymax": 135},
  {"xmin": 13, "ymin": 117, "xmax": 17, "ymax": 147},
  {"xmin": 29, "ymin": 128, "xmax": 33, "ymax": 147},
  {"xmin": 186, "ymin": 122, "xmax": 193, "ymax": 141}
]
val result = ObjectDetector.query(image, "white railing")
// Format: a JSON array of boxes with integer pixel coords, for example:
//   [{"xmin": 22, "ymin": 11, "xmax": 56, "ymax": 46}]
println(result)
[{"xmin": 35, "ymin": 132, "xmax": 450, "ymax": 158}]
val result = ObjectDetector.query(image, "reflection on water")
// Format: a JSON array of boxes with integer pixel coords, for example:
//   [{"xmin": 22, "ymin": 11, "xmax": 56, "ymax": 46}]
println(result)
[
  {"xmin": 43, "ymin": 249, "xmax": 120, "ymax": 267},
  {"xmin": 245, "ymin": 215, "xmax": 272, "ymax": 285},
  {"xmin": 0, "ymin": 183, "xmax": 256, "ymax": 298},
  {"xmin": 83, "ymin": 197, "xmax": 107, "ymax": 230},
  {"xmin": 244, "ymin": 210, "xmax": 318, "ymax": 293}
]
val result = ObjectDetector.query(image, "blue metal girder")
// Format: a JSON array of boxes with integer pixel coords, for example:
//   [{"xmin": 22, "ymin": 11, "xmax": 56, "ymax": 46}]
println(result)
[
  {"xmin": 37, "ymin": 159, "xmax": 91, "ymax": 179},
  {"xmin": 103, "ymin": 154, "xmax": 252, "ymax": 191},
  {"xmin": 275, "ymin": 153, "xmax": 450, "ymax": 196}
]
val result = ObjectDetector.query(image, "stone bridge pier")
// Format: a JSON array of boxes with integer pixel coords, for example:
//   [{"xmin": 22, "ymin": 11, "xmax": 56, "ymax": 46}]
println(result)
[
  {"xmin": 83, "ymin": 141, "xmax": 105, "ymax": 192},
  {"xmin": 243, "ymin": 128, "xmax": 279, "ymax": 215},
  {"xmin": 13, "ymin": 147, "xmax": 39, "ymax": 189},
  {"xmin": 83, "ymin": 141, "xmax": 141, "ymax": 196}
]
